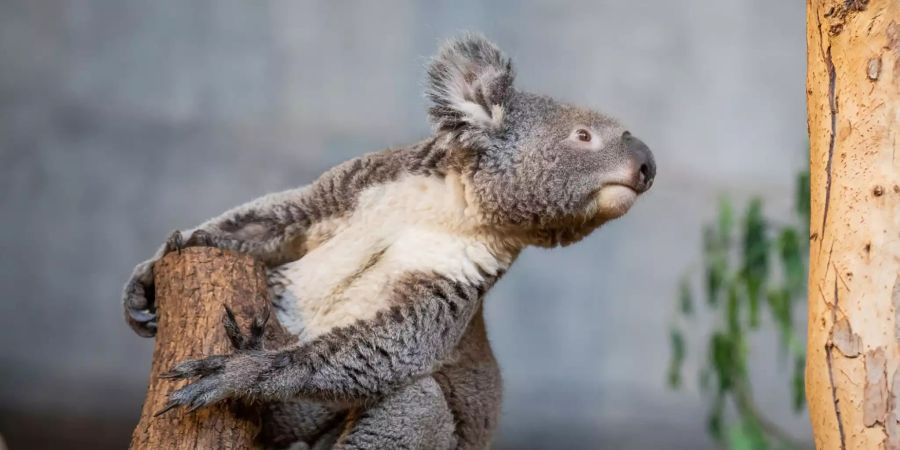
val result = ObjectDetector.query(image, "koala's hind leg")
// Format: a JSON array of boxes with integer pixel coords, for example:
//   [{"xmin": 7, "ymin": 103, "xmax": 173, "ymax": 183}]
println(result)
[
  {"xmin": 258, "ymin": 400, "xmax": 345, "ymax": 449},
  {"xmin": 330, "ymin": 376, "xmax": 456, "ymax": 450}
]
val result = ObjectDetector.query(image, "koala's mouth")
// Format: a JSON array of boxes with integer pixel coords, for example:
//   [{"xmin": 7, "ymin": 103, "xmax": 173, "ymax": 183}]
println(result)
[
  {"xmin": 603, "ymin": 182, "xmax": 639, "ymax": 194},
  {"xmin": 590, "ymin": 184, "xmax": 639, "ymax": 219}
]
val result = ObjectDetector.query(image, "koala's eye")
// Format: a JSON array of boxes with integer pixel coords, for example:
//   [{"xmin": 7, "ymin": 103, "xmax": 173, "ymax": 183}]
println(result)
[{"xmin": 575, "ymin": 129, "xmax": 592, "ymax": 142}]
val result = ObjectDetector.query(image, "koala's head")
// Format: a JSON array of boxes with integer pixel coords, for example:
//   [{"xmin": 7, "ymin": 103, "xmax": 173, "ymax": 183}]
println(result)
[{"xmin": 427, "ymin": 34, "xmax": 656, "ymax": 247}]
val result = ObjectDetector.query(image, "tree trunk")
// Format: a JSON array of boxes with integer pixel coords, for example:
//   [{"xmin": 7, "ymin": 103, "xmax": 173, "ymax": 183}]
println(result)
[
  {"xmin": 130, "ymin": 247, "xmax": 284, "ymax": 450},
  {"xmin": 806, "ymin": 1, "xmax": 900, "ymax": 449}
]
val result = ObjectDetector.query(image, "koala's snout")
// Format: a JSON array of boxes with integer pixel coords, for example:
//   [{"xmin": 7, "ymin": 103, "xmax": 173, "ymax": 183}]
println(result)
[{"xmin": 623, "ymin": 132, "xmax": 656, "ymax": 193}]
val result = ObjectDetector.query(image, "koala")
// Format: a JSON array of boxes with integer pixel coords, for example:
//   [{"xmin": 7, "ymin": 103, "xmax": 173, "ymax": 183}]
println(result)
[{"xmin": 123, "ymin": 34, "xmax": 655, "ymax": 450}]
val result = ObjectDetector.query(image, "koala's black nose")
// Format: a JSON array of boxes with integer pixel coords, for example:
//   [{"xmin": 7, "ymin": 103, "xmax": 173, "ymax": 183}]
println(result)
[{"xmin": 623, "ymin": 132, "xmax": 656, "ymax": 192}]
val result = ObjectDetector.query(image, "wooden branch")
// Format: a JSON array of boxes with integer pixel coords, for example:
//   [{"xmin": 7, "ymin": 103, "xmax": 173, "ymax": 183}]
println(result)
[{"xmin": 130, "ymin": 247, "xmax": 288, "ymax": 449}]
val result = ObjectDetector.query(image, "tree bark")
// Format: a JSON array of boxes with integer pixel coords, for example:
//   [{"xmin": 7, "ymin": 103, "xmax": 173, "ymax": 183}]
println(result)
[
  {"xmin": 130, "ymin": 247, "xmax": 284, "ymax": 450},
  {"xmin": 807, "ymin": 1, "xmax": 900, "ymax": 449}
]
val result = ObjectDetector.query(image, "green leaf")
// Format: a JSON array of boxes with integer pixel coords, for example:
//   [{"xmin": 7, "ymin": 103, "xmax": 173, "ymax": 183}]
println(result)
[
  {"xmin": 708, "ymin": 394, "xmax": 725, "ymax": 441},
  {"xmin": 707, "ymin": 262, "xmax": 725, "ymax": 306},
  {"xmin": 792, "ymin": 354, "xmax": 806, "ymax": 411},
  {"xmin": 704, "ymin": 226, "xmax": 726, "ymax": 305},
  {"xmin": 748, "ymin": 285, "xmax": 761, "ymax": 329},
  {"xmin": 795, "ymin": 171, "xmax": 810, "ymax": 223},
  {"xmin": 727, "ymin": 418, "xmax": 769, "ymax": 450},
  {"xmin": 667, "ymin": 327, "xmax": 686, "ymax": 388},
  {"xmin": 679, "ymin": 276, "xmax": 694, "ymax": 315},
  {"xmin": 727, "ymin": 282, "xmax": 741, "ymax": 334},
  {"xmin": 741, "ymin": 198, "xmax": 769, "ymax": 323},
  {"xmin": 718, "ymin": 197, "xmax": 734, "ymax": 246},
  {"xmin": 734, "ymin": 329, "xmax": 749, "ymax": 379},
  {"xmin": 777, "ymin": 228, "xmax": 805, "ymax": 296},
  {"xmin": 711, "ymin": 332, "xmax": 735, "ymax": 392},
  {"xmin": 766, "ymin": 288, "xmax": 792, "ymax": 351}
]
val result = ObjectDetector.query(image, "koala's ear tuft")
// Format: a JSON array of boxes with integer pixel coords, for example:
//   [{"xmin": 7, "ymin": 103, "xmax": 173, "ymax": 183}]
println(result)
[{"xmin": 426, "ymin": 33, "xmax": 515, "ymax": 135}]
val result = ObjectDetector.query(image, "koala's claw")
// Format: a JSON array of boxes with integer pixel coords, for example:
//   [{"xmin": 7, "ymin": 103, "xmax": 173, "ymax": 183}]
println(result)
[
  {"xmin": 155, "ymin": 307, "xmax": 274, "ymax": 416},
  {"xmin": 124, "ymin": 275, "xmax": 157, "ymax": 337},
  {"xmin": 160, "ymin": 355, "xmax": 228, "ymax": 379},
  {"xmin": 164, "ymin": 230, "xmax": 185, "ymax": 254},
  {"xmin": 184, "ymin": 229, "xmax": 216, "ymax": 247},
  {"xmin": 222, "ymin": 305, "xmax": 269, "ymax": 352},
  {"xmin": 164, "ymin": 229, "xmax": 219, "ymax": 256},
  {"xmin": 125, "ymin": 311, "xmax": 157, "ymax": 337},
  {"xmin": 154, "ymin": 374, "xmax": 229, "ymax": 416},
  {"xmin": 155, "ymin": 355, "xmax": 231, "ymax": 415},
  {"xmin": 127, "ymin": 308, "xmax": 156, "ymax": 323},
  {"xmin": 127, "ymin": 316, "xmax": 157, "ymax": 338},
  {"xmin": 156, "ymin": 351, "xmax": 274, "ymax": 416}
]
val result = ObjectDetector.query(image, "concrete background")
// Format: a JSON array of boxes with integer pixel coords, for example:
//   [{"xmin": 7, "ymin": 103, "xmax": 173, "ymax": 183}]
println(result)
[{"xmin": 0, "ymin": 1, "xmax": 809, "ymax": 448}]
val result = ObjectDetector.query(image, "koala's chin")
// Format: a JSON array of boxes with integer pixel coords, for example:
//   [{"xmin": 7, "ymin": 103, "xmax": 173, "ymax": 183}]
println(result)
[{"xmin": 591, "ymin": 185, "xmax": 639, "ymax": 219}]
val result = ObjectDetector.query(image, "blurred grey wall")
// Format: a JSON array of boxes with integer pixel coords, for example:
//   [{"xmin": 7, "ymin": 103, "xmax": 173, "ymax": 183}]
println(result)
[{"xmin": 0, "ymin": 1, "xmax": 809, "ymax": 448}]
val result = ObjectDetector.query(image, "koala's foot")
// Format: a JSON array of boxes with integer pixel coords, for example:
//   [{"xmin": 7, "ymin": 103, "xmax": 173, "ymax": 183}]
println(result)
[
  {"xmin": 331, "ymin": 377, "xmax": 456, "ymax": 450},
  {"xmin": 223, "ymin": 304, "xmax": 269, "ymax": 352},
  {"xmin": 258, "ymin": 400, "xmax": 344, "ymax": 449}
]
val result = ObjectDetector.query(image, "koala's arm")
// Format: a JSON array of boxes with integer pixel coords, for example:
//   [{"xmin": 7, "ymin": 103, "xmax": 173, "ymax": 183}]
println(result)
[
  {"xmin": 158, "ymin": 271, "xmax": 498, "ymax": 411},
  {"xmin": 123, "ymin": 151, "xmax": 403, "ymax": 337},
  {"xmin": 123, "ymin": 187, "xmax": 316, "ymax": 336}
]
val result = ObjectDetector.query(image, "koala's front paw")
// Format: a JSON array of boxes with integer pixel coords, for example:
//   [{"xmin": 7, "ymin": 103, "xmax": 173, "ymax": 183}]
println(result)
[
  {"xmin": 164, "ymin": 229, "xmax": 219, "ymax": 255},
  {"xmin": 124, "ymin": 230, "xmax": 221, "ymax": 338},
  {"xmin": 124, "ymin": 262, "xmax": 157, "ymax": 337},
  {"xmin": 155, "ymin": 306, "xmax": 276, "ymax": 415},
  {"xmin": 156, "ymin": 350, "xmax": 275, "ymax": 415}
]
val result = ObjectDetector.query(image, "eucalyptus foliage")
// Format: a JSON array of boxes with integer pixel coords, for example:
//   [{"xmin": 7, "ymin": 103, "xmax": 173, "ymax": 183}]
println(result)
[{"xmin": 668, "ymin": 172, "xmax": 810, "ymax": 450}]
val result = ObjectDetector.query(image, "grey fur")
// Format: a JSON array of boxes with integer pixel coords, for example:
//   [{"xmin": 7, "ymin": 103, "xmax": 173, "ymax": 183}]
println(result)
[
  {"xmin": 259, "ymin": 400, "xmax": 343, "ymax": 448},
  {"xmin": 123, "ymin": 143, "xmax": 448, "ymax": 335},
  {"xmin": 159, "ymin": 271, "xmax": 497, "ymax": 405},
  {"xmin": 123, "ymin": 34, "xmax": 655, "ymax": 449},
  {"xmin": 330, "ymin": 376, "xmax": 457, "ymax": 450},
  {"xmin": 426, "ymin": 32, "xmax": 514, "ymax": 150}
]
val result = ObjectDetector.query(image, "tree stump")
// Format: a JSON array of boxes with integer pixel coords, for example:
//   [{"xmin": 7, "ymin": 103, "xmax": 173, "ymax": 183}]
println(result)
[{"xmin": 130, "ymin": 247, "xmax": 285, "ymax": 449}]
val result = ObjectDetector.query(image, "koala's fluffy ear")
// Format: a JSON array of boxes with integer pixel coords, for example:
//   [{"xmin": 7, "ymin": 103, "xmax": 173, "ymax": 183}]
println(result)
[{"xmin": 426, "ymin": 34, "xmax": 515, "ymax": 137}]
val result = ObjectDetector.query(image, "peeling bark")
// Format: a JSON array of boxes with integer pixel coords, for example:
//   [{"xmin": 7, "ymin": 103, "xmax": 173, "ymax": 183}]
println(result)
[
  {"xmin": 832, "ymin": 317, "xmax": 862, "ymax": 357},
  {"xmin": 827, "ymin": 277, "xmax": 849, "ymax": 449},
  {"xmin": 865, "ymin": 348, "xmax": 889, "ymax": 428},
  {"xmin": 887, "ymin": 370, "xmax": 900, "ymax": 448},
  {"xmin": 806, "ymin": 1, "xmax": 900, "ymax": 449}
]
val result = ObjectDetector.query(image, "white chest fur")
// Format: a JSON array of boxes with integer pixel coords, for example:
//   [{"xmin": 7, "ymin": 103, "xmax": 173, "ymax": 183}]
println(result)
[{"xmin": 275, "ymin": 173, "xmax": 510, "ymax": 341}]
